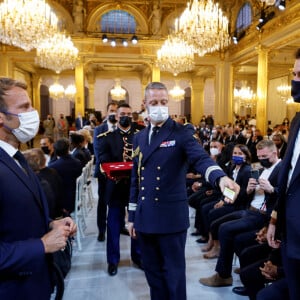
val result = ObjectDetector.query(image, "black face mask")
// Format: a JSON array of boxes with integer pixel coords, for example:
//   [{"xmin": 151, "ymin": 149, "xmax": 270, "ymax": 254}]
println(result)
[
  {"xmin": 41, "ymin": 146, "xmax": 50, "ymax": 155},
  {"xmin": 259, "ymin": 158, "xmax": 272, "ymax": 168},
  {"xmin": 119, "ymin": 116, "xmax": 132, "ymax": 128},
  {"xmin": 108, "ymin": 114, "xmax": 117, "ymax": 124},
  {"xmin": 291, "ymin": 80, "xmax": 300, "ymax": 103}
]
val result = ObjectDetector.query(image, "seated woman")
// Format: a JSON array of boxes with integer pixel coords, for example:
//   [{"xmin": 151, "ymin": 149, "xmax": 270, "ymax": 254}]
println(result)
[{"xmin": 201, "ymin": 144, "xmax": 252, "ymax": 258}]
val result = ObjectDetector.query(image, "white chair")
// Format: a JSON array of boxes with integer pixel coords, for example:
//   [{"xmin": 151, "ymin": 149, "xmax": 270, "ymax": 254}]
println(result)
[{"xmin": 72, "ymin": 174, "xmax": 86, "ymax": 251}]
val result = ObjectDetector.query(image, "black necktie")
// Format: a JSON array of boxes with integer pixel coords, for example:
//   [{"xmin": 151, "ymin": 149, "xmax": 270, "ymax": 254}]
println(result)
[
  {"xmin": 150, "ymin": 126, "xmax": 160, "ymax": 145},
  {"xmin": 14, "ymin": 151, "xmax": 30, "ymax": 175}
]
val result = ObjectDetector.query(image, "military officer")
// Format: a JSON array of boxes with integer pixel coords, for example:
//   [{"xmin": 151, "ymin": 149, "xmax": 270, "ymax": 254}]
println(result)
[
  {"xmin": 98, "ymin": 103, "xmax": 141, "ymax": 276},
  {"xmin": 128, "ymin": 82, "xmax": 240, "ymax": 300},
  {"xmin": 93, "ymin": 102, "xmax": 118, "ymax": 242}
]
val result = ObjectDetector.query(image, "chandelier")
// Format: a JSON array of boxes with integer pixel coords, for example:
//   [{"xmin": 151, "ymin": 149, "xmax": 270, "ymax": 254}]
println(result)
[
  {"xmin": 169, "ymin": 82, "xmax": 185, "ymax": 102},
  {"xmin": 35, "ymin": 33, "xmax": 79, "ymax": 73},
  {"xmin": 277, "ymin": 84, "xmax": 292, "ymax": 102},
  {"xmin": 156, "ymin": 35, "xmax": 195, "ymax": 76},
  {"xmin": 260, "ymin": 0, "xmax": 276, "ymax": 6},
  {"xmin": 49, "ymin": 78, "xmax": 65, "ymax": 100},
  {"xmin": 234, "ymin": 85, "xmax": 256, "ymax": 108},
  {"xmin": 110, "ymin": 79, "xmax": 126, "ymax": 101},
  {"xmin": 65, "ymin": 84, "xmax": 77, "ymax": 101},
  {"xmin": 174, "ymin": 0, "xmax": 231, "ymax": 57},
  {"xmin": 0, "ymin": 0, "xmax": 58, "ymax": 51}
]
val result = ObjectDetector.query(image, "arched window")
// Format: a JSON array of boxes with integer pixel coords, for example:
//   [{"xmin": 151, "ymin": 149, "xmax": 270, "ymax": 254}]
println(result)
[
  {"xmin": 236, "ymin": 3, "xmax": 252, "ymax": 33},
  {"xmin": 100, "ymin": 10, "xmax": 136, "ymax": 34}
]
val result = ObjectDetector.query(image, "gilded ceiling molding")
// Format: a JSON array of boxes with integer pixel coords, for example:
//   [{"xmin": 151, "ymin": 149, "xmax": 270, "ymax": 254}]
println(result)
[{"xmin": 86, "ymin": 3, "xmax": 148, "ymax": 35}]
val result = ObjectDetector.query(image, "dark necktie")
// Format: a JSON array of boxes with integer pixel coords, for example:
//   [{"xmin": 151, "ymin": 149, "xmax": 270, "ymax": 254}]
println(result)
[
  {"xmin": 112, "ymin": 124, "xmax": 117, "ymax": 131},
  {"xmin": 14, "ymin": 151, "xmax": 30, "ymax": 175},
  {"xmin": 150, "ymin": 126, "xmax": 160, "ymax": 145}
]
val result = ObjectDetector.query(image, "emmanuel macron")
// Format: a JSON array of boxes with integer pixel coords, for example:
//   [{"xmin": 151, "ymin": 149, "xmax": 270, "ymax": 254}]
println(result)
[{"xmin": 128, "ymin": 82, "xmax": 240, "ymax": 300}]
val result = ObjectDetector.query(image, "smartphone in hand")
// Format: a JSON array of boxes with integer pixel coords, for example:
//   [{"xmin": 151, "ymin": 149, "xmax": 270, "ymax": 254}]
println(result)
[{"xmin": 251, "ymin": 169, "xmax": 260, "ymax": 181}]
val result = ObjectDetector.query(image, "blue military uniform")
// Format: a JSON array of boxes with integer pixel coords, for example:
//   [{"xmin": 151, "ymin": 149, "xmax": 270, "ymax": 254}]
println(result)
[
  {"xmin": 98, "ymin": 126, "xmax": 141, "ymax": 266},
  {"xmin": 129, "ymin": 117, "xmax": 226, "ymax": 300}
]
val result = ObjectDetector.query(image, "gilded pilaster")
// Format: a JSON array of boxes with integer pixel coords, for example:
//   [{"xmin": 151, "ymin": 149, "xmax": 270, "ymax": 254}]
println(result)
[
  {"xmin": 31, "ymin": 75, "xmax": 41, "ymax": 114},
  {"xmin": 75, "ymin": 60, "xmax": 85, "ymax": 116},
  {"xmin": 0, "ymin": 48, "xmax": 13, "ymax": 77},
  {"xmin": 191, "ymin": 76, "xmax": 204, "ymax": 124},
  {"xmin": 87, "ymin": 73, "xmax": 95, "ymax": 109},
  {"xmin": 256, "ymin": 46, "xmax": 269, "ymax": 135},
  {"xmin": 215, "ymin": 61, "xmax": 233, "ymax": 125},
  {"xmin": 151, "ymin": 65, "xmax": 160, "ymax": 82}
]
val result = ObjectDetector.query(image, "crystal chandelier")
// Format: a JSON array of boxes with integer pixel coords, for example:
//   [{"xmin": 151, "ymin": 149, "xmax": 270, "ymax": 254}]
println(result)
[
  {"xmin": 156, "ymin": 35, "xmax": 195, "ymax": 76},
  {"xmin": 65, "ymin": 84, "xmax": 77, "ymax": 101},
  {"xmin": 169, "ymin": 82, "xmax": 185, "ymax": 102},
  {"xmin": 0, "ymin": 0, "xmax": 58, "ymax": 51},
  {"xmin": 234, "ymin": 85, "xmax": 256, "ymax": 108},
  {"xmin": 260, "ymin": 0, "xmax": 276, "ymax": 6},
  {"xmin": 174, "ymin": 0, "xmax": 231, "ymax": 57},
  {"xmin": 49, "ymin": 78, "xmax": 65, "ymax": 100},
  {"xmin": 277, "ymin": 84, "xmax": 292, "ymax": 102},
  {"xmin": 35, "ymin": 33, "xmax": 79, "ymax": 73},
  {"xmin": 110, "ymin": 79, "xmax": 126, "ymax": 101}
]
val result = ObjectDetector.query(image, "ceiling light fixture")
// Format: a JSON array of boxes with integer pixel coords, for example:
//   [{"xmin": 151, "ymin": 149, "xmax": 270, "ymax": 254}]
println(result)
[
  {"xmin": 278, "ymin": 0, "xmax": 286, "ymax": 10},
  {"xmin": 131, "ymin": 35, "xmax": 138, "ymax": 45},
  {"xmin": 110, "ymin": 78, "xmax": 126, "ymax": 101},
  {"xmin": 256, "ymin": 11, "xmax": 275, "ymax": 31},
  {"xmin": 102, "ymin": 34, "xmax": 108, "ymax": 43},
  {"xmin": 174, "ymin": 0, "xmax": 231, "ymax": 57}
]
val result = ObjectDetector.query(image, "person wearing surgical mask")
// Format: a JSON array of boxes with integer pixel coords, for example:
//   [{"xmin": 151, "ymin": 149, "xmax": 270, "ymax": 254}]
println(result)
[
  {"xmin": 0, "ymin": 77, "xmax": 77, "ymax": 299},
  {"xmin": 266, "ymin": 48, "xmax": 300, "ymax": 300},
  {"xmin": 127, "ymin": 82, "xmax": 240, "ymax": 300},
  {"xmin": 209, "ymin": 140, "xmax": 224, "ymax": 161}
]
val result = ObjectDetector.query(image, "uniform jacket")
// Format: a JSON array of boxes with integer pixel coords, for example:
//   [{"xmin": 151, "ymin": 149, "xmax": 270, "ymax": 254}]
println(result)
[
  {"xmin": 0, "ymin": 148, "xmax": 53, "ymax": 299},
  {"xmin": 129, "ymin": 117, "xmax": 226, "ymax": 234},
  {"xmin": 98, "ymin": 126, "xmax": 139, "ymax": 207},
  {"xmin": 93, "ymin": 121, "xmax": 109, "ymax": 177},
  {"xmin": 275, "ymin": 112, "xmax": 300, "ymax": 258}
]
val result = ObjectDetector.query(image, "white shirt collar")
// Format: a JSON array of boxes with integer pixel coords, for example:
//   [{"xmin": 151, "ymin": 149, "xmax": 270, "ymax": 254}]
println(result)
[{"xmin": 0, "ymin": 140, "xmax": 18, "ymax": 158}]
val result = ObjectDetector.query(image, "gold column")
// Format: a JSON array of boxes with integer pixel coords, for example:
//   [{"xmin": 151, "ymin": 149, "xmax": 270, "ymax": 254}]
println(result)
[
  {"xmin": 31, "ymin": 75, "xmax": 41, "ymax": 113},
  {"xmin": 75, "ymin": 60, "xmax": 85, "ymax": 116},
  {"xmin": 151, "ymin": 65, "xmax": 160, "ymax": 82},
  {"xmin": 87, "ymin": 72, "xmax": 95, "ymax": 109},
  {"xmin": 256, "ymin": 46, "xmax": 268, "ymax": 135},
  {"xmin": 0, "ymin": 47, "xmax": 13, "ymax": 77},
  {"xmin": 215, "ymin": 60, "xmax": 233, "ymax": 125},
  {"xmin": 191, "ymin": 76, "xmax": 204, "ymax": 124}
]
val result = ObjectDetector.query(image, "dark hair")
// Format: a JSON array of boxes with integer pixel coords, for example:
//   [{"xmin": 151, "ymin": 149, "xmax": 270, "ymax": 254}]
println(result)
[
  {"xmin": 117, "ymin": 103, "xmax": 131, "ymax": 110},
  {"xmin": 233, "ymin": 144, "xmax": 252, "ymax": 164},
  {"xmin": 106, "ymin": 102, "xmax": 118, "ymax": 112},
  {"xmin": 54, "ymin": 138, "xmax": 70, "ymax": 156},
  {"xmin": 0, "ymin": 77, "xmax": 27, "ymax": 112},
  {"xmin": 70, "ymin": 132, "xmax": 84, "ymax": 147}
]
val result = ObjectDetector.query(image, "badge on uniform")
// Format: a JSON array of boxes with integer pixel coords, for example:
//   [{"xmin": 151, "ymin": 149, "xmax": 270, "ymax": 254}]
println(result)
[
  {"xmin": 160, "ymin": 140, "xmax": 176, "ymax": 147},
  {"xmin": 132, "ymin": 146, "xmax": 140, "ymax": 157}
]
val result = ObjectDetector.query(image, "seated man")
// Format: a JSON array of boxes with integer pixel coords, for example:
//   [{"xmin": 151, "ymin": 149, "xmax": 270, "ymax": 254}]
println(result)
[{"xmin": 199, "ymin": 139, "xmax": 281, "ymax": 287}]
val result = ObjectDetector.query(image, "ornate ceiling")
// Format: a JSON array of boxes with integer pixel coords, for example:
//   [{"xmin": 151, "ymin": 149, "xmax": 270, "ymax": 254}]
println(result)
[{"xmin": 2, "ymin": 0, "xmax": 300, "ymax": 81}]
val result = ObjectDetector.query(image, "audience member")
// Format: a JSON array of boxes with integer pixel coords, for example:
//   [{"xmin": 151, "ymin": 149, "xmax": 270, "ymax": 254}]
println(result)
[
  {"xmin": 200, "ymin": 139, "xmax": 281, "ymax": 287},
  {"xmin": 49, "ymin": 138, "xmax": 82, "ymax": 216}
]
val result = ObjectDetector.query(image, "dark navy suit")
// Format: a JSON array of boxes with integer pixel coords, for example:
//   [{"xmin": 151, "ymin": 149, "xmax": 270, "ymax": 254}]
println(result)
[
  {"xmin": 99, "ymin": 126, "xmax": 140, "ymax": 265},
  {"xmin": 129, "ymin": 117, "xmax": 226, "ymax": 300},
  {"xmin": 93, "ymin": 122, "xmax": 109, "ymax": 236},
  {"xmin": 274, "ymin": 112, "xmax": 300, "ymax": 299},
  {"xmin": 0, "ymin": 148, "xmax": 53, "ymax": 299},
  {"xmin": 49, "ymin": 154, "xmax": 82, "ymax": 214}
]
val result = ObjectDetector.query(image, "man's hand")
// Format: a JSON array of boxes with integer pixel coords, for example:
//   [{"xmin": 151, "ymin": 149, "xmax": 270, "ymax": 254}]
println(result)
[
  {"xmin": 50, "ymin": 217, "xmax": 77, "ymax": 237},
  {"xmin": 41, "ymin": 225, "xmax": 71, "ymax": 253},
  {"xmin": 267, "ymin": 223, "xmax": 281, "ymax": 249},
  {"xmin": 259, "ymin": 261, "xmax": 278, "ymax": 280},
  {"xmin": 256, "ymin": 226, "xmax": 267, "ymax": 244},
  {"xmin": 127, "ymin": 222, "xmax": 137, "ymax": 239},
  {"xmin": 219, "ymin": 176, "xmax": 240, "ymax": 203}
]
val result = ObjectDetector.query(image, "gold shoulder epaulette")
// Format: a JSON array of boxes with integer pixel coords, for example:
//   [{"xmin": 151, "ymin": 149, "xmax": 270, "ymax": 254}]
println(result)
[
  {"xmin": 97, "ymin": 130, "xmax": 112, "ymax": 138},
  {"xmin": 134, "ymin": 129, "xmax": 140, "ymax": 134}
]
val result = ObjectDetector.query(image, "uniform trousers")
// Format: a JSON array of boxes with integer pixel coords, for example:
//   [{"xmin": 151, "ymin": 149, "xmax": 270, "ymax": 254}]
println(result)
[
  {"xmin": 138, "ymin": 230, "xmax": 187, "ymax": 300},
  {"xmin": 256, "ymin": 278, "xmax": 289, "ymax": 300},
  {"xmin": 96, "ymin": 174, "xmax": 107, "ymax": 235},
  {"xmin": 216, "ymin": 210, "xmax": 267, "ymax": 278},
  {"xmin": 107, "ymin": 206, "xmax": 140, "ymax": 264}
]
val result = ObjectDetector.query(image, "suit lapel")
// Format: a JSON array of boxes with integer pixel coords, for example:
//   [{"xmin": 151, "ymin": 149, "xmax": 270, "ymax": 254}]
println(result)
[{"xmin": 0, "ymin": 149, "xmax": 43, "ymax": 211}]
